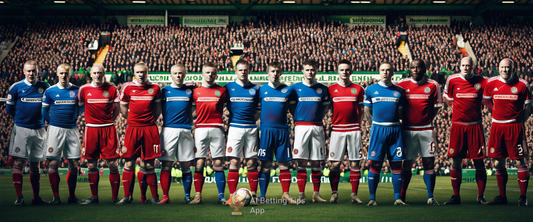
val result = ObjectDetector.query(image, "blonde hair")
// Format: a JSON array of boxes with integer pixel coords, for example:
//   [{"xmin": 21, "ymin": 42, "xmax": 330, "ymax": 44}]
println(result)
[
  {"xmin": 23, "ymin": 60, "xmax": 39, "ymax": 71},
  {"xmin": 171, "ymin": 64, "xmax": 186, "ymax": 73},
  {"xmin": 57, "ymin": 63, "xmax": 71, "ymax": 73},
  {"xmin": 91, "ymin": 64, "xmax": 105, "ymax": 72},
  {"xmin": 134, "ymin": 62, "xmax": 149, "ymax": 72}
]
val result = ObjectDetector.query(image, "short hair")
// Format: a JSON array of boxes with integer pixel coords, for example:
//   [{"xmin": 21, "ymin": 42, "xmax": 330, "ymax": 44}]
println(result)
[
  {"xmin": 410, "ymin": 59, "xmax": 426, "ymax": 74},
  {"xmin": 267, "ymin": 62, "xmax": 282, "ymax": 72},
  {"xmin": 337, "ymin": 59, "xmax": 352, "ymax": 69},
  {"xmin": 202, "ymin": 62, "xmax": 216, "ymax": 71},
  {"xmin": 302, "ymin": 59, "xmax": 318, "ymax": 69},
  {"xmin": 171, "ymin": 64, "xmax": 186, "ymax": 73},
  {"xmin": 500, "ymin": 58, "xmax": 515, "ymax": 70},
  {"xmin": 57, "ymin": 63, "xmax": 71, "ymax": 74},
  {"xmin": 235, "ymin": 60, "xmax": 249, "ymax": 69},
  {"xmin": 460, "ymin": 56, "xmax": 473, "ymax": 66},
  {"xmin": 134, "ymin": 62, "xmax": 149, "ymax": 72},
  {"xmin": 91, "ymin": 64, "xmax": 105, "ymax": 72},
  {"xmin": 379, "ymin": 61, "xmax": 394, "ymax": 70},
  {"xmin": 23, "ymin": 60, "xmax": 38, "ymax": 70}
]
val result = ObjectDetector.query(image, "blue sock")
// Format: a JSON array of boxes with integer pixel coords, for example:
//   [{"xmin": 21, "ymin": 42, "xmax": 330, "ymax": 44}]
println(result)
[
  {"xmin": 215, "ymin": 171, "xmax": 225, "ymax": 199},
  {"xmin": 182, "ymin": 172, "xmax": 192, "ymax": 198},
  {"xmin": 423, "ymin": 171, "xmax": 435, "ymax": 199},
  {"xmin": 392, "ymin": 171, "xmax": 402, "ymax": 201},
  {"xmin": 368, "ymin": 170, "xmax": 379, "ymax": 200},
  {"xmin": 258, "ymin": 171, "xmax": 270, "ymax": 198}
]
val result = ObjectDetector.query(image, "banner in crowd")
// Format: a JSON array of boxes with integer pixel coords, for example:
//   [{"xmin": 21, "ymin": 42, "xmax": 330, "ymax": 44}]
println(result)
[
  {"xmin": 181, "ymin": 16, "xmax": 229, "ymax": 27},
  {"xmin": 406, "ymin": 15, "xmax": 451, "ymax": 27},
  {"xmin": 127, "ymin": 16, "xmax": 165, "ymax": 25},
  {"xmin": 326, "ymin": 15, "xmax": 386, "ymax": 28}
]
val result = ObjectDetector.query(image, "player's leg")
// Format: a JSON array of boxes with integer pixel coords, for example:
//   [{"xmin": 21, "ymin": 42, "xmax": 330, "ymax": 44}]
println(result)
[
  {"xmin": 29, "ymin": 160, "xmax": 46, "ymax": 205},
  {"xmin": 367, "ymin": 160, "xmax": 383, "ymax": 206},
  {"xmin": 258, "ymin": 160, "xmax": 272, "ymax": 201},
  {"xmin": 293, "ymin": 126, "xmax": 310, "ymax": 203},
  {"xmin": 444, "ymin": 157, "xmax": 463, "ymax": 205},
  {"xmin": 310, "ymin": 160, "xmax": 326, "ymax": 203},
  {"xmin": 210, "ymin": 127, "xmax": 227, "ymax": 204},
  {"xmin": 400, "ymin": 159, "xmax": 413, "ymax": 203},
  {"xmin": 400, "ymin": 129, "xmax": 419, "ymax": 203},
  {"xmin": 310, "ymin": 126, "xmax": 326, "ymax": 203},
  {"xmin": 117, "ymin": 158, "xmax": 136, "ymax": 204},
  {"xmin": 12, "ymin": 157, "xmax": 25, "ymax": 205},
  {"xmin": 473, "ymin": 159, "xmax": 487, "ymax": 204},
  {"xmin": 82, "ymin": 159, "xmax": 100, "ymax": 204},
  {"xmin": 243, "ymin": 127, "xmax": 259, "ymax": 198},
  {"xmin": 246, "ymin": 158, "xmax": 259, "ymax": 198},
  {"xmin": 140, "ymin": 125, "xmax": 162, "ymax": 204},
  {"xmin": 489, "ymin": 158, "xmax": 509, "ymax": 205},
  {"xmin": 180, "ymin": 161, "xmax": 193, "ymax": 204},
  {"xmin": 389, "ymin": 125, "xmax": 406, "ymax": 205},
  {"xmin": 226, "ymin": 126, "xmax": 244, "ymax": 201},
  {"xmin": 421, "ymin": 157, "xmax": 438, "ymax": 205},
  {"xmin": 140, "ymin": 159, "xmax": 159, "ymax": 203},
  {"xmin": 328, "ymin": 131, "xmax": 345, "ymax": 203},
  {"xmin": 29, "ymin": 127, "xmax": 47, "ymax": 205},
  {"xmin": 329, "ymin": 161, "xmax": 341, "ymax": 203},
  {"xmin": 66, "ymin": 159, "xmax": 81, "ymax": 204},
  {"xmin": 213, "ymin": 157, "xmax": 226, "ymax": 204},
  {"xmin": 296, "ymin": 159, "xmax": 308, "ymax": 203},
  {"xmin": 516, "ymin": 158, "xmax": 529, "ymax": 206},
  {"xmin": 107, "ymin": 159, "xmax": 120, "ymax": 203},
  {"xmin": 390, "ymin": 161, "xmax": 406, "ymax": 205},
  {"xmin": 177, "ymin": 128, "xmax": 195, "ymax": 204},
  {"xmin": 63, "ymin": 127, "xmax": 82, "ymax": 203},
  {"xmin": 278, "ymin": 161, "xmax": 297, "ymax": 204},
  {"xmin": 136, "ymin": 160, "xmax": 150, "ymax": 203},
  {"xmin": 349, "ymin": 161, "xmax": 363, "ymax": 204},
  {"xmin": 46, "ymin": 126, "xmax": 63, "ymax": 204},
  {"xmin": 366, "ymin": 125, "xmax": 386, "ymax": 206},
  {"xmin": 224, "ymin": 157, "xmax": 240, "ymax": 205},
  {"xmin": 159, "ymin": 161, "xmax": 173, "ymax": 204},
  {"xmin": 48, "ymin": 159, "xmax": 61, "ymax": 204},
  {"xmin": 191, "ymin": 158, "xmax": 205, "ymax": 204}
]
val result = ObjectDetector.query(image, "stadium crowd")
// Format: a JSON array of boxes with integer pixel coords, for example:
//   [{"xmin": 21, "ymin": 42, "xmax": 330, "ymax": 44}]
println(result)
[{"xmin": 0, "ymin": 13, "xmax": 532, "ymax": 176}]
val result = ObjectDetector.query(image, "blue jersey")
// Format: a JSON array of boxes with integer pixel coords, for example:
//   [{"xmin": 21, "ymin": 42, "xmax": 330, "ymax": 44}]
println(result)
[
  {"xmin": 225, "ymin": 81, "xmax": 260, "ymax": 128},
  {"xmin": 6, "ymin": 79, "xmax": 50, "ymax": 129},
  {"xmin": 363, "ymin": 82, "xmax": 405, "ymax": 125},
  {"xmin": 259, "ymin": 83, "xmax": 293, "ymax": 129},
  {"xmin": 291, "ymin": 81, "xmax": 330, "ymax": 125},
  {"xmin": 161, "ymin": 84, "xmax": 195, "ymax": 129},
  {"xmin": 42, "ymin": 83, "xmax": 81, "ymax": 128}
]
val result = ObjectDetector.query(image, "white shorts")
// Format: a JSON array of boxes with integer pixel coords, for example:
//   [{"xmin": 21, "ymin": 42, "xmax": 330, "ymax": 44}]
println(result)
[
  {"xmin": 329, "ymin": 130, "xmax": 362, "ymax": 161},
  {"xmin": 226, "ymin": 126, "xmax": 258, "ymax": 159},
  {"xmin": 9, "ymin": 125, "xmax": 47, "ymax": 162},
  {"xmin": 293, "ymin": 125, "xmax": 325, "ymax": 161},
  {"xmin": 159, "ymin": 127, "xmax": 194, "ymax": 162},
  {"xmin": 402, "ymin": 129, "xmax": 437, "ymax": 160},
  {"xmin": 46, "ymin": 125, "xmax": 81, "ymax": 160},
  {"xmin": 194, "ymin": 127, "xmax": 225, "ymax": 159}
]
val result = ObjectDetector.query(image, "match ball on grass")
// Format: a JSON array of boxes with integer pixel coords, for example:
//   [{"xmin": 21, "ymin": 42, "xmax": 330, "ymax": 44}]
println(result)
[{"xmin": 232, "ymin": 188, "xmax": 252, "ymax": 206}]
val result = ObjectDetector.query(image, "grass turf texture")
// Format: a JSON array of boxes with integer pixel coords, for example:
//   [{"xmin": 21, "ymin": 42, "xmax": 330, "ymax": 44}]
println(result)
[{"xmin": 0, "ymin": 175, "xmax": 531, "ymax": 222}]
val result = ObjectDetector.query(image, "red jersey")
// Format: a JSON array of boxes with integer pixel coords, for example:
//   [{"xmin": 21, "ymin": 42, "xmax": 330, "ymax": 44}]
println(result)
[
  {"xmin": 397, "ymin": 78, "xmax": 442, "ymax": 130},
  {"xmin": 119, "ymin": 81, "xmax": 162, "ymax": 127},
  {"xmin": 193, "ymin": 84, "xmax": 227, "ymax": 128},
  {"xmin": 444, "ymin": 74, "xmax": 487, "ymax": 124},
  {"xmin": 78, "ymin": 82, "xmax": 120, "ymax": 127},
  {"xmin": 328, "ymin": 82, "xmax": 365, "ymax": 132},
  {"xmin": 483, "ymin": 77, "xmax": 532, "ymax": 123}
]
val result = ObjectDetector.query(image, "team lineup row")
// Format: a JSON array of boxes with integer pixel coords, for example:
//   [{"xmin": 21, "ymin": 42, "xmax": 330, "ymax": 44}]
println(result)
[{"xmin": 5, "ymin": 57, "xmax": 531, "ymax": 207}]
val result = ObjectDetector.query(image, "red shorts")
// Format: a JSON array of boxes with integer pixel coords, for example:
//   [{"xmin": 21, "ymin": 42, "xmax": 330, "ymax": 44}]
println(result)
[
  {"xmin": 487, "ymin": 122, "xmax": 528, "ymax": 160},
  {"xmin": 122, "ymin": 125, "xmax": 161, "ymax": 160},
  {"xmin": 447, "ymin": 123, "xmax": 486, "ymax": 159},
  {"xmin": 83, "ymin": 125, "xmax": 120, "ymax": 160}
]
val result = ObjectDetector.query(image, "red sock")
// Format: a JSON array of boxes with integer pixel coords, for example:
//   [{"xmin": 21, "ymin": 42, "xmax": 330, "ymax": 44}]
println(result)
[
  {"xmin": 329, "ymin": 170, "xmax": 340, "ymax": 192},
  {"xmin": 450, "ymin": 166, "xmax": 462, "ymax": 197},
  {"xmin": 297, "ymin": 169, "xmax": 307, "ymax": 193},
  {"xmin": 137, "ymin": 170, "xmax": 147, "ymax": 199},
  {"xmin": 350, "ymin": 169, "xmax": 361, "ymax": 194},
  {"xmin": 227, "ymin": 168, "xmax": 239, "ymax": 195},
  {"xmin": 517, "ymin": 165, "xmax": 529, "ymax": 196},
  {"xmin": 12, "ymin": 165, "xmax": 23, "ymax": 197},
  {"xmin": 495, "ymin": 169, "xmax": 508, "ymax": 197},
  {"xmin": 247, "ymin": 170, "xmax": 259, "ymax": 193},
  {"xmin": 109, "ymin": 172, "xmax": 120, "ymax": 200},
  {"xmin": 30, "ymin": 172, "xmax": 41, "ymax": 199},
  {"xmin": 121, "ymin": 168, "xmax": 134, "ymax": 197},
  {"xmin": 49, "ymin": 171, "xmax": 60, "ymax": 197},
  {"xmin": 401, "ymin": 170, "xmax": 412, "ymax": 198},
  {"xmin": 146, "ymin": 171, "xmax": 158, "ymax": 199},
  {"xmin": 475, "ymin": 168, "xmax": 486, "ymax": 197},
  {"xmin": 194, "ymin": 172, "xmax": 204, "ymax": 193},
  {"xmin": 160, "ymin": 170, "xmax": 171, "ymax": 197},
  {"xmin": 312, "ymin": 171, "xmax": 321, "ymax": 193},
  {"xmin": 88, "ymin": 170, "xmax": 99, "ymax": 199},
  {"xmin": 279, "ymin": 170, "xmax": 291, "ymax": 193},
  {"xmin": 66, "ymin": 171, "xmax": 77, "ymax": 198}
]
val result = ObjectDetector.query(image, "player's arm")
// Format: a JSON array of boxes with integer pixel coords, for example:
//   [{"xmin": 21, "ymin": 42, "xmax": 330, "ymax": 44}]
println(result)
[
  {"xmin": 364, "ymin": 106, "xmax": 373, "ymax": 123},
  {"xmin": 358, "ymin": 104, "xmax": 364, "ymax": 123},
  {"xmin": 6, "ymin": 85, "xmax": 17, "ymax": 117},
  {"xmin": 321, "ymin": 90, "xmax": 330, "ymax": 118},
  {"xmin": 482, "ymin": 85, "xmax": 493, "ymax": 112},
  {"xmin": 77, "ymin": 103, "xmax": 85, "ymax": 116},
  {"xmin": 154, "ymin": 101, "xmax": 162, "ymax": 120},
  {"xmin": 431, "ymin": 84, "xmax": 443, "ymax": 121},
  {"xmin": 523, "ymin": 103, "xmax": 532, "ymax": 124},
  {"xmin": 119, "ymin": 102, "xmax": 128, "ymax": 119},
  {"xmin": 41, "ymin": 106, "xmax": 51, "ymax": 123}
]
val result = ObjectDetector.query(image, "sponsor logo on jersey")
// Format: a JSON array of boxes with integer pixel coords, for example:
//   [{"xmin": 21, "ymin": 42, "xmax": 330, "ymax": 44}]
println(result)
[
  {"xmin": 87, "ymin": 99, "xmax": 111, "ymax": 103},
  {"xmin": 38, "ymin": 88, "xmax": 44, "ymax": 94},
  {"xmin": 227, "ymin": 146, "xmax": 233, "ymax": 153},
  {"xmin": 197, "ymin": 97, "xmax": 220, "ymax": 102},
  {"xmin": 298, "ymin": 97, "xmax": 321, "ymax": 102},
  {"xmin": 406, "ymin": 94, "xmax": 430, "ymax": 99},
  {"xmin": 249, "ymin": 89, "xmax": 256, "ymax": 95},
  {"xmin": 148, "ymin": 88, "xmax": 154, "ymax": 94},
  {"xmin": 474, "ymin": 83, "xmax": 481, "ymax": 91},
  {"xmin": 316, "ymin": 88, "xmax": 323, "ymax": 94},
  {"xmin": 264, "ymin": 97, "xmax": 287, "ymax": 102},
  {"xmin": 7, "ymin": 94, "xmax": 12, "ymax": 100},
  {"xmin": 21, "ymin": 98, "xmax": 42, "ymax": 103},
  {"xmin": 70, "ymin": 91, "xmax": 76, "ymax": 97},
  {"xmin": 332, "ymin": 97, "xmax": 357, "ymax": 102},
  {"xmin": 230, "ymin": 97, "xmax": 254, "ymax": 102},
  {"xmin": 48, "ymin": 147, "xmax": 54, "ymax": 153},
  {"xmin": 131, "ymin": 96, "xmax": 154, "ymax": 101},
  {"xmin": 351, "ymin": 88, "xmax": 357, "ymax": 94},
  {"xmin": 456, "ymin": 93, "xmax": 478, "ymax": 98},
  {"xmin": 424, "ymin": 87, "xmax": 431, "ymax": 93},
  {"xmin": 281, "ymin": 88, "xmax": 288, "ymax": 93},
  {"xmin": 511, "ymin": 87, "xmax": 518, "ymax": 94},
  {"xmin": 54, "ymin": 100, "xmax": 76, "ymax": 105},
  {"xmin": 493, "ymin": 95, "xmax": 518, "ymax": 100},
  {"xmin": 371, "ymin": 97, "xmax": 399, "ymax": 103},
  {"xmin": 186, "ymin": 89, "xmax": 192, "ymax": 95},
  {"xmin": 215, "ymin": 90, "xmax": 221, "ymax": 97},
  {"xmin": 167, "ymin": 97, "xmax": 190, "ymax": 102},
  {"xmin": 103, "ymin": 91, "xmax": 109, "ymax": 97}
]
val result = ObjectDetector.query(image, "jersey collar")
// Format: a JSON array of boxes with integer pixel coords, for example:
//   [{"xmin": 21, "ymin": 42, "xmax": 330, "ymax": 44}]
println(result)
[
  {"xmin": 410, "ymin": 77, "xmax": 427, "ymax": 85},
  {"xmin": 57, "ymin": 83, "xmax": 72, "ymax": 89},
  {"xmin": 268, "ymin": 82, "xmax": 282, "ymax": 89},
  {"xmin": 202, "ymin": 83, "xmax": 217, "ymax": 88},
  {"xmin": 24, "ymin": 79, "xmax": 33, "ymax": 86},
  {"xmin": 378, "ymin": 81, "xmax": 393, "ymax": 87},
  {"xmin": 337, "ymin": 81, "xmax": 352, "ymax": 87},
  {"xmin": 499, "ymin": 76, "xmax": 516, "ymax": 84},
  {"xmin": 302, "ymin": 80, "xmax": 318, "ymax": 87},
  {"xmin": 235, "ymin": 79, "xmax": 251, "ymax": 87}
]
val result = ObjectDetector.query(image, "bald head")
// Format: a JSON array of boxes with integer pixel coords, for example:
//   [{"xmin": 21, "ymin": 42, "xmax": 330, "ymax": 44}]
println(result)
[
  {"xmin": 499, "ymin": 58, "xmax": 515, "ymax": 81},
  {"xmin": 459, "ymin": 57, "xmax": 474, "ymax": 78}
]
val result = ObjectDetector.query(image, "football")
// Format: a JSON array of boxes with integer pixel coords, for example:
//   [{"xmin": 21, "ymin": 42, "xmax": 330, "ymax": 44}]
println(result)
[{"xmin": 232, "ymin": 188, "xmax": 252, "ymax": 206}]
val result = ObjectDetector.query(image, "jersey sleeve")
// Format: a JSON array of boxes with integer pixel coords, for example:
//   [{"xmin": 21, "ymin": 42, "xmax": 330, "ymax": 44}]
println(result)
[
  {"xmin": 154, "ymin": 85, "xmax": 162, "ymax": 103},
  {"xmin": 483, "ymin": 81, "xmax": 493, "ymax": 100},
  {"xmin": 363, "ymin": 87, "xmax": 372, "ymax": 107},
  {"xmin": 6, "ymin": 84, "xmax": 17, "ymax": 106},
  {"xmin": 289, "ymin": 86, "xmax": 297, "ymax": 105},
  {"xmin": 525, "ymin": 82, "xmax": 532, "ymax": 104},
  {"xmin": 119, "ymin": 85, "xmax": 129, "ymax": 104},
  {"xmin": 114, "ymin": 87, "xmax": 120, "ymax": 103},
  {"xmin": 78, "ymin": 86, "xmax": 85, "ymax": 106},
  {"xmin": 42, "ymin": 88, "xmax": 52, "ymax": 108},
  {"xmin": 443, "ymin": 78, "xmax": 453, "ymax": 100},
  {"xmin": 322, "ymin": 86, "xmax": 330, "ymax": 106},
  {"xmin": 255, "ymin": 86, "xmax": 261, "ymax": 110},
  {"xmin": 357, "ymin": 85, "xmax": 365, "ymax": 105}
]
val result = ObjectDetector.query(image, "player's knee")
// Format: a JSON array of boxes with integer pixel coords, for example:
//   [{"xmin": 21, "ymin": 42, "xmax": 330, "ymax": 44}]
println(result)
[
  {"xmin": 311, "ymin": 167, "xmax": 321, "ymax": 172},
  {"xmin": 67, "ymin": 164, "xmax": 78, "ymax": 174},
  {"xmin": 144, "ymin": 167, "xmax": 155, "ymax": 173},
  {"xmin": 182, "ymin": 167, "xmax": 191, "ymax": 174},
  {"xmin": 49, "ymin": 165, "xmax": 58, "ymax": 173},
  {"xmin": 213, "ymin": 165, "xmax": 224, "ymax": 172},
  {"xmin": 297, "ymin": 166, "xmax": 307, "ymax": 172},
  {"xmin": 109, "ymin": 162, "xmax": 119, "ymax": 174},
  {"xmin": 195, "ymin": 167, "xmax": 203, "ymax": 174},
  {"xmin": 261, "ymin": 164, "xmax": 271, "ymax": 173},
  {"xmin": 424, "ymin": 169, "xmax": 435, "ymax": 175}
]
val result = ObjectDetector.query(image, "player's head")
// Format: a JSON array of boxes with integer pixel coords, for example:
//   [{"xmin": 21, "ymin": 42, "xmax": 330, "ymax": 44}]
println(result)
[
  {"xmin": 337, "ymin": 59, "xmax": 352, "ymax": 82},
  {"xmin": 302, "ymin": 59, "xmax": 318, "ymax": 82},
  {"xmin": 379, "ymin": 62, "xmax": 394, "ymax": 84},
  {"xmin": 499, "ymin": 58, "xmax": 516, "ymax": 81},
  {"xmin": 459, "ymin": 56, "xmax": 473, "ymax": 78},
  {"xmin": 23, "ymin": 60, "xmax": 39, "ymax": 85},
  {"xmin": 267, "ymin": 62, "xmax": 282, "ymax": 84},
  {"xmin": 235, "ymin": 60, "xmax": 250, "ymax": 83},
  {"xmin": 409, "ymin": 59, "xmax": 426, "ymax": 81},
  {"xmin": 134, "ymin": 62, "xmax": 149, "ymax": 85},
  {"xmin": 202, "ymin": 62, "xmax": 217, "ymax": 85},
  {"xmin": 56, "ymin": 63, "xmax": 71, "ymax": 86},
  {"xmin": 91, "ymin": 64, "xmax": 105, "ymax": 86},
  {"xmin": 170, "ymin": 64, "xmax": 187, "ymax": 86}
]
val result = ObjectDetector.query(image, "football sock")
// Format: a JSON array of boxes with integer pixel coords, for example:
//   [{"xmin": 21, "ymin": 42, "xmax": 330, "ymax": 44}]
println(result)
[
  {"xmin": 400, "ymin": 169, "xmax": 412, "ymax": 199},
  {"xmin": 495, "ymin": 168, "xmax": 508, "ymax": 197},
  {"xmin": 517, "ymin": 165, "xmax": 529, "ymax": 196},
  {"xmin": 193, "ymin": 172, "xmax": 204, "ymax": 193},
  {"xmin": 392, "ymin": 167, "xmax": 402, "ymax": 201},
  {"xmin": 475, "ymin": 167, "xmax": 487, "ymax": 197},
  {"xmin": 247, "ymin": 169, "xmax": 259, "ymax": 194},
  {"xmin": 311, "ymin": 170, "xmax": 321, "ymax": 193},
  {"xmin": 423, "ymin": 169, "xmax": 436, "ymax": 199},
  {"xmin": 12, "ymin": 165, "xmax": 23, "ymax": 197},
  {"xmin": 297, "ymin": 167, "xmax": 307, "ymax": 193},
  {"xmin": 49, "ymin": 167, "xmax": 60, "ymax": 197},
  {"xmin": 146, "ymin": 170, "xmax": 158, "ymax": 199},
  {"xmin": 122, "ymin": 168, "xmax": 135, "ymax": 197},
  {"xmin": 279, "ymin": 170, "xmax": 291, "ymax": 193},
  {"xmin": 88, "ymin": 169, "xmax": 99, "ymax": 199},
  {"xmin": 160, "ymin": 169, "xmax": 171, "ymax": 197},
  {"xmin": 350, "ymin": 168, "xmax": 361, "ymax": 194},
  {"xmin": 329, "ymin": 169, "xmax": 340, "ymax": 192},
  {"xmin": 137, "ymin": 168, "xmax": 147, "ymax": 199},
  {"xmin": 214, "ymin": 170, "xmax": 226, "ymax": 199},
  {"xmin": 182, "ymin": 170, "xmax": 192, "ymax": 198},
  {"xmin": 227, "ymin": 167, "xmax": 239, "ymax": 195},
  {"xmin": 450, "ymin": 165, "xmax": 462, "ymax": 197},
  {"xmin": 368, "ymin": 166, "xmax": 380, "ymax": 201},
  {"xmin": 109, "ymin": 171, "xmax": 120, "ymax": 200},
  {"xmin": 30, "ymin": 171, "xmax": 41, "ymax": 199},
  {"xmin": 258, "ymin": 170, "xmax": 270, "ymax": 198},
  {"xmin": 67, "ymin": 169, "xmax": 78, "ymax": 198}
]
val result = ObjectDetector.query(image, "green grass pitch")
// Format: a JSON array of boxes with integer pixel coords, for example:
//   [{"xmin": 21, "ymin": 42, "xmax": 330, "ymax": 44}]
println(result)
[{"xmin": 0, "ymin": 175, "xmax": 531, "ymax": 222}]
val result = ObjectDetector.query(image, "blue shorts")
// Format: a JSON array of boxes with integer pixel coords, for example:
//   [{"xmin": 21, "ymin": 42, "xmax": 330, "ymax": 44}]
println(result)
[
  {"xmin": 368, "ymin": 124, "xmax": 405, "ymax": 162},
  {"xmin": 258, "ymin": 127, "xmax": 292, "ymax": 162}
]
